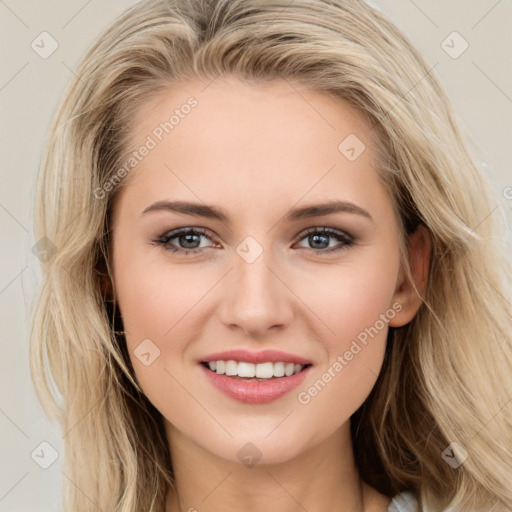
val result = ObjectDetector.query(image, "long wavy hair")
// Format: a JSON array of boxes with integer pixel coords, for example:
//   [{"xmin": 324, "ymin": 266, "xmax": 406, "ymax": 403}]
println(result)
[{"xmin": 30, "ymin": 0, "xmax": 512, "ymax": 510}]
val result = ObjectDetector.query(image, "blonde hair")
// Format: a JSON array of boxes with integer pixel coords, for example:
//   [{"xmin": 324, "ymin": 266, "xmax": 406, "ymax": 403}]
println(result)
[{"xmin": 30, "ymin": 0, "xmax": 512, "ymax": 511}]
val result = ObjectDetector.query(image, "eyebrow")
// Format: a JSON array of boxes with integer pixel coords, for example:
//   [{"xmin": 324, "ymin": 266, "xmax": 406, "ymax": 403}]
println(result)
[{"xmin": 141, "ymin": 199, "xmax": 374, "ymax": 223}]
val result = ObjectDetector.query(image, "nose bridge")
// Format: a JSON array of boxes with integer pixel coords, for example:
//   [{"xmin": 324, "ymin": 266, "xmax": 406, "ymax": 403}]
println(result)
[{"xmin": 217, "ymin": 239, "xmax": 292, "ymax": 336}]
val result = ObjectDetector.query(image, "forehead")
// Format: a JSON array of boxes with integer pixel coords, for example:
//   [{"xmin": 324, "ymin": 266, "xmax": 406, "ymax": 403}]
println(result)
[
  {"xmin": 113, "ymin": 77, "xmax": 389, "ymax": 225},
  {"xmin": 130, "ymin": 77, "xmax": 373, "ymax": 148}
]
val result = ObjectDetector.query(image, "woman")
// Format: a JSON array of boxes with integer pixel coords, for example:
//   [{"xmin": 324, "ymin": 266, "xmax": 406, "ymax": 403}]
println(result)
[{"xmin": 30, "ymin": 0, "xmax": 512, "ymax": 511}]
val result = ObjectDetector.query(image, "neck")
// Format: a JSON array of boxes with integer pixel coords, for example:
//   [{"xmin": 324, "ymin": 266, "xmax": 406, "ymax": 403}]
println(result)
[{"xmin": 164, "ymin": 420, "xmax": 391, "ymax": 512}]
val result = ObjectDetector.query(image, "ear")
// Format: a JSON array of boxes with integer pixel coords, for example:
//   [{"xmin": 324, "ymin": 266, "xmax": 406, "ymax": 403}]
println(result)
[{"xmin": 389, "ymin": 224, "xmax": 432, "ymax": 328}]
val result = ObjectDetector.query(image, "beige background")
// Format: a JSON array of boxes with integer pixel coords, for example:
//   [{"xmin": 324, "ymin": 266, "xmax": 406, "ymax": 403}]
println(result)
[{"xmin": 0, "ymin": 0, "xmax": 511, "ymax": 510}]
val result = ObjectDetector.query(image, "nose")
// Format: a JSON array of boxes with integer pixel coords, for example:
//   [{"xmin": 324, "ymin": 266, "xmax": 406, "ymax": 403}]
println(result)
[{"xmin": 216, "ymin": 248, "xmax": 294, "ymax": 339}]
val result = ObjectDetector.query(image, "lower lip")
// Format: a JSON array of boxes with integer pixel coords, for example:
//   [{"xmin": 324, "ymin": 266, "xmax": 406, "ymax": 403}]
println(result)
[{"xmin": 200, "ymin": 363, "xmax": 312, "ymax": 404}]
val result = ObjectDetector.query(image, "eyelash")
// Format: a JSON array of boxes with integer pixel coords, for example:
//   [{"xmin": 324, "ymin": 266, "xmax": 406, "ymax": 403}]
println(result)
[{"xmin": 151, "ymin": 226, "xmax": 356, "ymax": 256}]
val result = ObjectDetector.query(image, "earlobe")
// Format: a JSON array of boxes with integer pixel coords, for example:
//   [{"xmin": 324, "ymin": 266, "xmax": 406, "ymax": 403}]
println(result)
[{"xmin": 389, "ymin": 224, "xmax": 432, "ymax": 328}]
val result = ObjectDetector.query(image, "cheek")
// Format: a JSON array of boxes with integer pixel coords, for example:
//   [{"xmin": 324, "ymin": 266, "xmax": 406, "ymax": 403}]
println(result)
[
  {"xmin": 113, "ymin": 247, "xmax": 212, "ymax": 344},
  {"xmin": 111, "ymin": 252, "xmax": 212, "ymax": 416},
  {"xmin": 328, "ymin": 263, "xmax": 398, "ymax": 346},
  {"xmin": 291, "ymin": 248, "xmax": 399, "ymax": 428},
  {"xmin": 297, "ymin": 243, "xmax": 400, "ymax": 355}
]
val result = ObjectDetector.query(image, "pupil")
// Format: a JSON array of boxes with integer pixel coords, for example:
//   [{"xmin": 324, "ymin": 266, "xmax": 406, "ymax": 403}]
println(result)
[
  {"xmin": 310, "ymin": 234, "xmax": 328, "ymax": 249},
  {"xmin": 181, "ymin": 234, "xmax": 199, "ymax": 249}
]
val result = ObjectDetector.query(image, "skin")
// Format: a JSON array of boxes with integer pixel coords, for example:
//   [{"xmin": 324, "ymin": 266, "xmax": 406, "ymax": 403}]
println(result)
[{"xmin": 109, "ymin": 76, "xmax": 431, "ymax": 512}]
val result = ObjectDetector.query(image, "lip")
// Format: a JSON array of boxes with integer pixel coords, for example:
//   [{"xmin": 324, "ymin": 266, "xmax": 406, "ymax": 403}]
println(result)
[
  {"xmin": 199, "ymin": 349, "xmax": 313, "ymax": 365},
  {"xmin": 200, "ymin": 363, "xmax": 313, "ymax": 404}
]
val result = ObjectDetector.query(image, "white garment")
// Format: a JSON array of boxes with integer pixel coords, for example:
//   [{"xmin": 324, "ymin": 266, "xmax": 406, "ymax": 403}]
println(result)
[
  {"xmin": 387, "ymin": 491, "xmax": 418, "ymax": 511},
  {"xmin": 387, "ymin": 492, "xmax": 483, "ymax": 512}
]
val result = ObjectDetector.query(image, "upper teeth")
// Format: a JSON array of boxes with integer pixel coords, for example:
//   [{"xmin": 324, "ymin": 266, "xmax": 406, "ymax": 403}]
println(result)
[{"xmin": 207, "ymin": 360, "xmax": 304, "ymax": 378}]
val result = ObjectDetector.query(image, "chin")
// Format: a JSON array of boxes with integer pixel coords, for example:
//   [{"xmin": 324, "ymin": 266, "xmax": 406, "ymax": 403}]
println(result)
[{"xmin": 208, "ymin": 432, "xmax": 311, "ymax": 467}]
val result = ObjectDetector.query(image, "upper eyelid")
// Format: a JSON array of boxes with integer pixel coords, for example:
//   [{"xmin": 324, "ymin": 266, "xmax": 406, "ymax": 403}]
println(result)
[
  {"xmin": 298, "ymin": 226, "xmax": 353, "ymax": 238},
  {"xmin": 160, "ymin": 227, "xmax": 214, "ymax": 241}
]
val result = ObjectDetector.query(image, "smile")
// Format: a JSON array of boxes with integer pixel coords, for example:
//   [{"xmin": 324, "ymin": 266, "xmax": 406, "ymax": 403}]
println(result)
[{"xmin": 199, "ymin": 361, "xmax": 312, "ymax": 404}]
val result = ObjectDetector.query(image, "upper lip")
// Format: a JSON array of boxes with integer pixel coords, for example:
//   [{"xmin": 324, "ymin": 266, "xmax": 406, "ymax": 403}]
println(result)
[{"xmin": 199, "ymin": 349, "xmax": 313, "ymax": 365}]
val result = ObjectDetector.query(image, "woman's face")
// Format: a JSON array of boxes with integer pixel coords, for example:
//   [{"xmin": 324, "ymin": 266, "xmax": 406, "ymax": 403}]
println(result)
[{"xmin": 110, "ymin": 77, "xmax": 420, "ymax": 465}]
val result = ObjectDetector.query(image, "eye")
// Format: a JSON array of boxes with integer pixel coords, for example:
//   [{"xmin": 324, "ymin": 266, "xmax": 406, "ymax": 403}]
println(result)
[
  {"xmin": 152, "ymin": 227, "xmax": 217, "ymax": 256},
  {"xmin": 152, "ymin": 226, "xmax": 355, "ymax": 257},
  {"xmin": 293, "ymin": 227, "xmax": 355, "ymax": 254}
]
